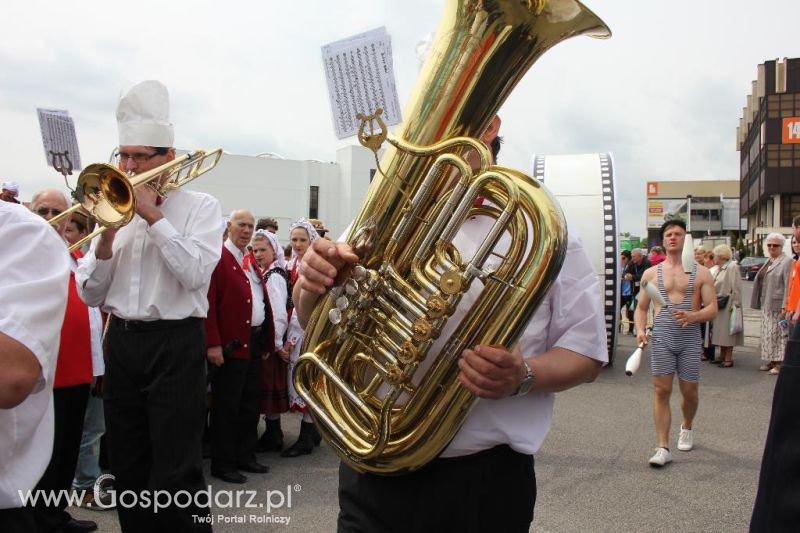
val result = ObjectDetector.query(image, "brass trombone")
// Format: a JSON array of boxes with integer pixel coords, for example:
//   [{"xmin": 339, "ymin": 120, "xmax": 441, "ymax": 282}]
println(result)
[{"xmin": 50, "ymin": 149, "xmax": 223, "ymax": 252}]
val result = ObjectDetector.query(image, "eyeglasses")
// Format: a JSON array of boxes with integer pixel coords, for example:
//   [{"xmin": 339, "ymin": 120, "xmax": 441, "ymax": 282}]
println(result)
[
  {"xmin": 36, "ymin": 207, "xmax": 63, "ymax": 217},
  {"xmin": 118, "ymin": 151, "xmax": 159, "ymax": 164},
  {"xmin": 766, "ymin": 244, "xmax": 782, "ymax": 248}
]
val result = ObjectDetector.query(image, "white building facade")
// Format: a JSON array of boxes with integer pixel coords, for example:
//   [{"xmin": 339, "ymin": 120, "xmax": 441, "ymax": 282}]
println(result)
[{"xmin": 185, "ymin": 145, "xmax": 377, "ymax": 243}]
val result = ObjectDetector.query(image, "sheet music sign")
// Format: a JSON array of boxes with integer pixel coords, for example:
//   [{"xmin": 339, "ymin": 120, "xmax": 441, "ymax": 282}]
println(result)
[
  {"xmin": 37, "ymin": 108, "xmax": 82, "ymax": 172},
  {"xmin": 321, "ymin": 27, "xmax": 402, "ymax": 139}
]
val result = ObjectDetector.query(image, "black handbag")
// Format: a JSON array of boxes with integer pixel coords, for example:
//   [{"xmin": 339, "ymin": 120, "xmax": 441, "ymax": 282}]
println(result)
[{"xmin": 717, "ymin": 294, "xmax": 730, "ymax": 309}]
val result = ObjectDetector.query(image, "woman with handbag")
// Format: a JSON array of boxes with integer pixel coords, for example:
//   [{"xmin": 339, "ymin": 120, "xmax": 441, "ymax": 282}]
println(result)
[
  {"xmin": 751, "ymin": 234, "xmax": 792, "ymax": 374},
  {"xmin": 711, "ymin": 244, "xmax": 744, "ymax": 367}
]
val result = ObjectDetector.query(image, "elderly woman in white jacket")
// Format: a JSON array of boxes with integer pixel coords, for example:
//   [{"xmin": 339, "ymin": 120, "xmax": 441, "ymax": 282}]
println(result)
[
  {"xmin": 751, "ymin": 233, "xmax": 793, "ymax": 374},
  {"xmin": 711, "ymin": 244, "xmax": 744, "ymax": 367}
]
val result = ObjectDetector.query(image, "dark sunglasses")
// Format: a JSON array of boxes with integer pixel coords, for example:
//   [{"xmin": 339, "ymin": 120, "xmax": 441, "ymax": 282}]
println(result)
[
  {"xmin": 766, "ymin": 244, "xmax": 782, "ymax": 248},
  {"xmin": 36, "ymin": 207, "xmax": 63, "ymax": 217}
]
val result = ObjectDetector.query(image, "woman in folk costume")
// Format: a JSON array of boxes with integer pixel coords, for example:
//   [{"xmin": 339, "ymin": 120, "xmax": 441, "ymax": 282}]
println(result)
[
  {"xmin": 283, "ymin": 218, "xmax": 322, "ymax": 457},
  {"xmin": 250, "ymin": 230, "xmax": 293, "ymax": 452}
]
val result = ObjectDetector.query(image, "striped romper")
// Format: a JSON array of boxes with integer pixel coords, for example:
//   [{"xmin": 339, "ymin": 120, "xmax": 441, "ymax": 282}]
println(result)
[{"xmin": 649, "ymin": 263, "xmax": 702, "ymax": 382}]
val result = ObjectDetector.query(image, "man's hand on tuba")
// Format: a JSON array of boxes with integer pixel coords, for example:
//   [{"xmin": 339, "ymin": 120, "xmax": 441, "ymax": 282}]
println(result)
[
  {"xmin": 294, "ymin": 239, "xmax": 360, "ymax": 327},
  {"xmin": 458, "ymin": 345, "xmax": 529, "ymax": 399}
]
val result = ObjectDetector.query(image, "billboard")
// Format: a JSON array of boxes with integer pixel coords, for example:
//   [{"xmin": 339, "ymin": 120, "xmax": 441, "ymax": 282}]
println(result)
[
  {"xmin": 647, "ymin": 199, "xmax": 688, "ymax": 229},
  {"xmin": 722, "ymin": 198, "xmax": 741, "ymax": 230},
  {"xmin": 783, "ymin": 117, "xmax": 800, "ymax": 144}
]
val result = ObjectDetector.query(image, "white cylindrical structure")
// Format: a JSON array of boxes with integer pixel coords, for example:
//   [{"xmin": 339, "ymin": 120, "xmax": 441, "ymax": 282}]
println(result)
[{"xmin": 532, "ymin": 153, "xmax": 619, "ymax": 363}]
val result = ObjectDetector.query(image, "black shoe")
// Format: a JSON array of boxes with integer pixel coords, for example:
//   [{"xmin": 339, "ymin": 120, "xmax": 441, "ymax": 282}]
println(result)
[
  {"xmin": 211, "ymin": 468, "xmax": 247, "ymax": 484},
  {"xmin": 63, "ymin": 519, "xmax": 98, "ymax": 533},
  {"xmin": 237, "ymin": 460, "xmax": 269, "ymax": 474},
  {"xmin": 311, "ymin": 425, "xmax": 322, "ymax": 447},
  {"xmin": 281, "ymin": 421, "xmax": 315, "ymax": 458},
  {"xmin": 256, "ymin": 418, "xmax": 284, "ymax": 453}
]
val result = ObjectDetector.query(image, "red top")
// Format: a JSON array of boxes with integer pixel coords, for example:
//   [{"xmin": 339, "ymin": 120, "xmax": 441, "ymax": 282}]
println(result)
[
  {"xmin": 54, "ymin": 252, "xmax": 93, "ymax": 389},
  {"xmin": 785, "ymin": 259, "xmax": 800, "ymax": 312}
]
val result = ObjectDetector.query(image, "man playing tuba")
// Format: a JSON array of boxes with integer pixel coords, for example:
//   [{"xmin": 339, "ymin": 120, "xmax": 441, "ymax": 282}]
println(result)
[{"xmin": 295, "ymin": 117, "xmax": 608, "ymax": 533}]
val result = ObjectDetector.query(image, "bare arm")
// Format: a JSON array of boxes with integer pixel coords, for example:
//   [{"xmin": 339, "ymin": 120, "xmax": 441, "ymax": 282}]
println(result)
[
  {"xmin": 634, "ymin": 267, "xmax": 655, "ymax": 345},
  {"xmin": 0, "ymin": 333, "xmax": 42, "ymax": 409},
  {"xmin": 458, "ymin": 345, "xmax": 601, "ymax": 399}
]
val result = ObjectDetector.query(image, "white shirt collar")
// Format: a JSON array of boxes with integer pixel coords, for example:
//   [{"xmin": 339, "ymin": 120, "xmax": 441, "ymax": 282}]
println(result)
[{"xmin": 224, "ymin": 238, "xmax": 247, "ymax": 267}]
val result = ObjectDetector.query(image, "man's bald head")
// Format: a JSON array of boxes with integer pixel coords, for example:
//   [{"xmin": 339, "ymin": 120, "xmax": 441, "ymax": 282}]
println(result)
[
  {"xmin": 228, "ymin": 209, "xmax": 255, "ymax": 252},
  {"xmin": 31, "ymin": 189, "xmax": 70, "ymax": 236},
  {"xmin": 229, "ymin": 209, "xmax": 255, "ymax": 224}
]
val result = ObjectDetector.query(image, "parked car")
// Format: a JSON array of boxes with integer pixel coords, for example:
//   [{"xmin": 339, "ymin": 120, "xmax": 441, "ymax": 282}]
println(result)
[{"xmin": 739, "ymin": 256, "xmax": 768, "ymax": 280}]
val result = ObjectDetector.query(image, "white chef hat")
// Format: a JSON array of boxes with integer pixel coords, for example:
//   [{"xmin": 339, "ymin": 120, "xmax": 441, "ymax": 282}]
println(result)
[
  {"xmin": 2, "ymin": 181, "xmax": 19, "ymax": 194},
  {"xmin": 116, "ymin": 80, "xmax": 174, "ymax": 147}
]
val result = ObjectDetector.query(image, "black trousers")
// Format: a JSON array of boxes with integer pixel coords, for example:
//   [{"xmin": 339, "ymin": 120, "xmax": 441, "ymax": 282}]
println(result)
[
  {"xmin": 32, "ymin": 383, "xmax": 90, "ymax": 532},
  {"xmin": 750, "ymin": 328, "xmax": 800, "ymax": 532},
  {"xmin": 337, "ymin": 445, "xmax": 536, "ymax": 533},
  {"xmin": 210, "ymin": 329, "xmax": 262, "ymax": 471},
  {"xmin": 0, "ymin": 507, "xmax": 35, "ymax": 533},
  {"xmin": 620, "ymin": 295, "xmax": 633, "ymax": 333},
  {"xmin": 104, "ymin": 317, "xmax": 211, "ymax": 533}
]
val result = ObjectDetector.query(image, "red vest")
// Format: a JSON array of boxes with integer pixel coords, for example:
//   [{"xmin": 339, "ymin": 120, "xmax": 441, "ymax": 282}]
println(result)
[
  {"xmin": 54, "ymin": 253, "xmax": 93, "ymax": 388},
  {"xmin": 206, "ymin": 247, "xmax": 274, "ymax": 359}
]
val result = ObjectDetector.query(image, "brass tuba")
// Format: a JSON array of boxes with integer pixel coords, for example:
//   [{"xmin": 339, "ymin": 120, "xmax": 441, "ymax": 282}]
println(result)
[{"xmin": 295, "ymin": 0, "xmax": 610, "ymax": 474}]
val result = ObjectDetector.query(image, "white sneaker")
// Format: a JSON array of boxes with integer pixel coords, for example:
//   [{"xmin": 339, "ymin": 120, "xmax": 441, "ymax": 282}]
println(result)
[
  {"xmin": 677, "ymin": 426, "xmax": 694, "ymax": 451},
  {"xmin": 648, "ymin": 447, "xmax": 673, "ymax": 467}
]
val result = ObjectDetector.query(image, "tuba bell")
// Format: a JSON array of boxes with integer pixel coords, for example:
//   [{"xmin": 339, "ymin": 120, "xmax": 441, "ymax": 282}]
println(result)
[{"xmin": 294, "ymin": 0, "xmax": 610, "ymax": 474}]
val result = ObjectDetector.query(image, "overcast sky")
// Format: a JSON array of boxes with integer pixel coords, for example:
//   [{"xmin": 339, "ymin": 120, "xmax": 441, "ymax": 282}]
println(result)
[{"xmin": 1, "ymin": 0, "xmax": 798, "ymax": 234}]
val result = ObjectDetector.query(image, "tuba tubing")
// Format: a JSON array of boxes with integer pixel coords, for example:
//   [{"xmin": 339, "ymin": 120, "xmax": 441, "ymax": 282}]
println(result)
[{"xmin": 295, "ymin": 0, "xmax": 610, "ymax": 474}]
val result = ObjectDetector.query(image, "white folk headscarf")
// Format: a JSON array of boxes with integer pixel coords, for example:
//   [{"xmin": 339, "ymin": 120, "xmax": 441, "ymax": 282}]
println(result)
[
  {"xmin": 116, "ymin": 80, "xmax": 174, "ymax": 146},
  {"xmin": 253, "ymin": 229, "xmax": 286, "ymax": 270},
  {"xmin": 289, "ymin": 218, "xmax": 319, "ymax": 258}
]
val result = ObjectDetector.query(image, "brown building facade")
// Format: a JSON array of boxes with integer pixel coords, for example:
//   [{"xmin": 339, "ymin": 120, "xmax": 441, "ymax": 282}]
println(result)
[{"xmin": 737, "ymin": 57, "xmax": 800, "ymax": 250}]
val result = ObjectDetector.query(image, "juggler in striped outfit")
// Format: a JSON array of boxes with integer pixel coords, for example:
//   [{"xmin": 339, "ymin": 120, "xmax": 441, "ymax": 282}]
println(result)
[{"xmin": 649, "ymin": 263, "xmax": 702, "ymax": 382}]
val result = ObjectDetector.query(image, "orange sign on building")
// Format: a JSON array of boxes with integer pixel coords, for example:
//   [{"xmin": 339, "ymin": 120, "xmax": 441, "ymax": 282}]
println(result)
[
  {"xmin": 647, "ymin": 182, "xmax": 658, "ymax": 196},
  {"xmin": 784, "ymin": 117, "xmax": 800, "ymax": 144}
]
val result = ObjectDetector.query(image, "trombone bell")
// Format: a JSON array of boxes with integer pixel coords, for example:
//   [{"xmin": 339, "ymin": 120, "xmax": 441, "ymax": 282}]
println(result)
[
  {"xmin": 74, "ymin": 164, "xmax": 136, "ymax": 229},
  {"xmin": 50, "ymin": 148, "xmax": 223, "ymax": 252}
]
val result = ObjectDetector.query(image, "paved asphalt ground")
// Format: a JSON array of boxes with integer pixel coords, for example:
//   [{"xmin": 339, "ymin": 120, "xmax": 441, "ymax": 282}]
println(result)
[{"xmin": 71, "ymin": 281, "xmax": 777, "ymax": 532}]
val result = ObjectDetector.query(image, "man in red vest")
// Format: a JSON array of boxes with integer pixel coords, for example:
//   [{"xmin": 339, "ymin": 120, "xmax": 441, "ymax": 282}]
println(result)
[
  {"xmin": 206, "ymin": 209, "xmax": 271, "ymax": 483},
  {"xmin": 30, "ymin": 189, "xmax": 99, "ymax": 533}
]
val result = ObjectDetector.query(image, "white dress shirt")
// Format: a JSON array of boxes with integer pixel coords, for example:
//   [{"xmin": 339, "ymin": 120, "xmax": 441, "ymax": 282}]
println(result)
[
  {"xmin": 76, "ymin": 189, "xmax": 222, "ymax": 320},
  {"xmin": 334, "ymin": 215, "xmax": 607, "ymax": 457},
  {"xmin": 224, "ymin": 239, "xmax": 265, "ymax": 328},
  {"xmin": 0, "ymin": 202, "xmax": 70, "ymax": 508},
  {"xmin": 68, "ymin": 254, "xmax": 104, "ymax": 377},
  {"xmin": 433, "ymin": 217, "xmax": 608, "ymax": 457}
]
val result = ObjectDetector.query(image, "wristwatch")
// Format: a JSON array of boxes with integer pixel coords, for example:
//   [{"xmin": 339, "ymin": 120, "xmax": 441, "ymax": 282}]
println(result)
[{"xmin": 513, "ymin": 359, "xmax": 535, "ymax": 397}]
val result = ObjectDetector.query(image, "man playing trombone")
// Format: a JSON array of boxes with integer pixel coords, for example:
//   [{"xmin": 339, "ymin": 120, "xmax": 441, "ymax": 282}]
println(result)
[{"xmin": 76, "ymin": 80, "xmax": 222, "ymax": 532}]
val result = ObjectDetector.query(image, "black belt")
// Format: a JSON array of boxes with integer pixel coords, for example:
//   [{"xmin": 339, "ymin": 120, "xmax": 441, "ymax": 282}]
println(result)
[{"xmin": 111, "ymin": 315, "xmax": 201, "ymax": 332}]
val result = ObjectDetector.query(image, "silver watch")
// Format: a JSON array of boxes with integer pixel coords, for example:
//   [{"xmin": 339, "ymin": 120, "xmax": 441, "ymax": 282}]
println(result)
[{"xmin": 513, "ymin": 360, "xmax": 534, "ymax": 396}]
